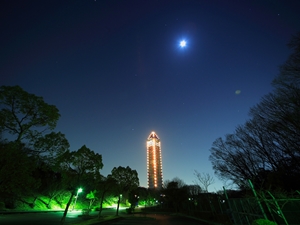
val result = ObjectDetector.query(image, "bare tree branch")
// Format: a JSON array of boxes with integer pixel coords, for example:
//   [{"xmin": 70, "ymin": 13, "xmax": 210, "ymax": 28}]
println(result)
[{"xmin": 193, "ymin": 170, "xmax": 215, "ymax": 192}]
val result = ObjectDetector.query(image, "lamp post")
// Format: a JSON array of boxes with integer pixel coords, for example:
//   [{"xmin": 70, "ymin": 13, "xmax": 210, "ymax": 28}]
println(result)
[{"xmin": 72, "ymin": 188, "xmax": 83, "ymax": 211}]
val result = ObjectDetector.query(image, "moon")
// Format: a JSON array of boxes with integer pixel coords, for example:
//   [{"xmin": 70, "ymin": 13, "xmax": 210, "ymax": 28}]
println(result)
[{"xmin": 180, "ymin": 40, "xmax": 186, "ymax": 48}]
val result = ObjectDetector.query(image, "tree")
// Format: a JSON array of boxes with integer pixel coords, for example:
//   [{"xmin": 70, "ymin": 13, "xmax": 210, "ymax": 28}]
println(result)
[
  {"xmin": 163, "ymin": 179, "xmax": 171, "ymax": 189},
  {"xmin": 38, "ymin": 170, "xmax": 65, "ymax": 209},
  {"xmin": 209, "ymin": 124, "xmax": 274, "ymax": 189},
  {"xmin": 127, "ymin": 188, "xmax": 139, "ymax": 212},
  {"xmin": 162, "ymin": 177, "xmax": 189, "ymax": 213},
  {"xmin": 32, "ymin": 131, "xmax": 70, "ymax": 164},
  {"xmin": 209, "ymin": 33, "xmax": 300, "ymax": 191},
  {"xmin": 0, "ymin": 85, "xmax": 60, "ymax": 143},
  {"xmin": 0, "ymin": 85, "xmax": 69, "ymax": 201},
  {"xmin": 133, "ymin": 187, "xmax": 148, "ymax": 206},
  {"xmin": 86, "ymin": 190, "xmax": 97, "ymax": 212},
  {"xmin": 171, "ymin": 177, "xmax": 186, "ymax": 188},
  {"xmin": 58, "ymin": 145, "xmax": 103, "ymax": 225},
  {"xmin": 193, "ymin": 170, "xmax": 215, "ymax": 193},
  {"xmin": 273, "ymin": 32, "xmax": 300, "ymax": 93},
  {"xmin": 111, "ymin": 166, "xmax": 139, "ymax": 215},
  {"xmin": 187, "ymin": 184, "xmax": 202, "ymax": 196},
  {"xmin": 28, "ymin": 163, "xmax": 62, "ymax": 209},
  {"xmin": 96, "ymin": 175, "xmax": 117, "ymax": 217},
  {"xmin": 0, "ymin": 141, "xmax": 37, "ymax": 208}
]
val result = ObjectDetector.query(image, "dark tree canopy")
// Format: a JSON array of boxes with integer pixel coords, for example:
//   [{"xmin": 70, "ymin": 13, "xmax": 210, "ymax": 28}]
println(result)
[
  {"xmin": 0, "ymin": 85, "xmax": 60, "ymax": 142},
  {"xmin": 111, "ymin": 166, "xmax": 139, "ymax": 215},
  {"xmin": 0, "ymin": 142, "xmax": 37, "ymax": 202},
  {"xmin": 0, "ymin": 86, "xmax": 105, "ymax": 214},
  {"xmin": 57, "ymin": 145, "xmax": 103, "ymax": 188},
  {"xmin": 32, "ymin": 131, "xmax": 70, "ymax": 163},
  {"xmin": 0, "ymin": 86, "xmax": 67, "ymax": 208},
  {"xmin": 273, "ymin": 32, "xmax": 300, "ymax": 91},
  {"xmin": 162, "ymin": 177, "xmax": 189, "ymax": 213},
  {"xmin": 111, "ymin": 166, "xmax": 139, "ymax": 193}
]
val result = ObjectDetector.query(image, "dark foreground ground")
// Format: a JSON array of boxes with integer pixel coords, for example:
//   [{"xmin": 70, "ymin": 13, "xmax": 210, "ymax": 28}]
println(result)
[
  {"xmin": 0, "ymin": 209, "xmax": 214, "ymax": 225},
  {"xmin": 101, "ymin": 214, "xmax": 208, "ymax": 225},
  {"xmin": 0, "ymin": 208, "xmax": 118, "ymax": 225}
]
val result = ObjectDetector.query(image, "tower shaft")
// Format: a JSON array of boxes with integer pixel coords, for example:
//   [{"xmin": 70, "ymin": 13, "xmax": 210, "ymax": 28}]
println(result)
[{"xmin": 147, "ymin": 131, "xmax": 163, "ymax": 189}]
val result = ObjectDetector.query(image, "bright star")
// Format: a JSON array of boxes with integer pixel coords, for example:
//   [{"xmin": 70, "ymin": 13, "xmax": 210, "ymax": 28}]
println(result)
[{"xmin": 180, "ymin": 40, "xmax": 186, "ymax": 48}]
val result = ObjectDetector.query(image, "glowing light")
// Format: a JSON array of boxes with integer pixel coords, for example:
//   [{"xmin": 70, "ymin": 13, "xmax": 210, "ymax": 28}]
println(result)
[
  {"xmin": 72, "ymin": 188, "xmax": 83, "ymax": 211},
  {"xmin": 147, "ymin": 131, "xmax": 163, "ymax": 189},
  {"xmin": 180, "ymin": 40, "xmax": 186, "ymax": 48}
]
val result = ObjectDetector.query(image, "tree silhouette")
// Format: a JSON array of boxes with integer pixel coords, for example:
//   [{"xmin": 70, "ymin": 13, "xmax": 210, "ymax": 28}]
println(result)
[
  {"xmin": 111, "ymin": 166, "xmax": 139, "ymax": 215},
  {"xmin": 0, "ymin": 85, "xmax": 60, "ymax": 143},
  {"xmin": 58, "ymin": 145, "xmax": 103, "ymax": 225},
  {"xmin": 209, "ymin": 33, "xmax": 300, "ymax": 191},
  {"xmin": 193, "ymin": 170, "xmax": 214, "ymax": 192}
]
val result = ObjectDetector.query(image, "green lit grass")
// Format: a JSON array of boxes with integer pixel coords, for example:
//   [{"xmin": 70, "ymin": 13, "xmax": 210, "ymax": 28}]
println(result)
[{"xmin": 9, "ymin": 194, "xmax": 130, "ymax": 213}]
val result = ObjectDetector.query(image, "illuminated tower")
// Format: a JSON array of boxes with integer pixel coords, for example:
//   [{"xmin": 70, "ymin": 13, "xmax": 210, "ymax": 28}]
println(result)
[{"xmin": 146, "ymin": 131, "xmax": 163, "ymax": 189}]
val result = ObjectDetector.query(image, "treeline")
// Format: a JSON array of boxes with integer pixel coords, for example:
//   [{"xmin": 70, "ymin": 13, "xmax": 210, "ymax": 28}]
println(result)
[
  {"xmin": 137, "ymin": 177, "xmax": 230, "ymax": 224},
  {"xmin": 209, "ymin": 33, "xmax": 300, "ymax": 192},
  {"xmin": 0, "ymin": 85, "xmax": 139, "ymax": 223}
]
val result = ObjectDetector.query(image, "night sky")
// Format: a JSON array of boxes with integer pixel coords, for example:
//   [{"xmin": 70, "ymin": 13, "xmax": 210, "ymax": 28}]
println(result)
[{"xmin": 1, "ymin": 0, "xmax": 300, "ymax": 191}]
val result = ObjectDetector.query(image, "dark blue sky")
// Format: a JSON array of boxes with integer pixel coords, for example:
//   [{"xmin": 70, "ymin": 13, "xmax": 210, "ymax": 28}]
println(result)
[{"xmin": 1, "ymin": 0, "xmax": 300, "ymax": 191}]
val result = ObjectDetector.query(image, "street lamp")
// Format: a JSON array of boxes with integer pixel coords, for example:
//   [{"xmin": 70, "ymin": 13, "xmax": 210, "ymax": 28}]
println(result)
[{"xmin": 72, "ymin": 188, "xmax": 83, "ymax": 211}]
